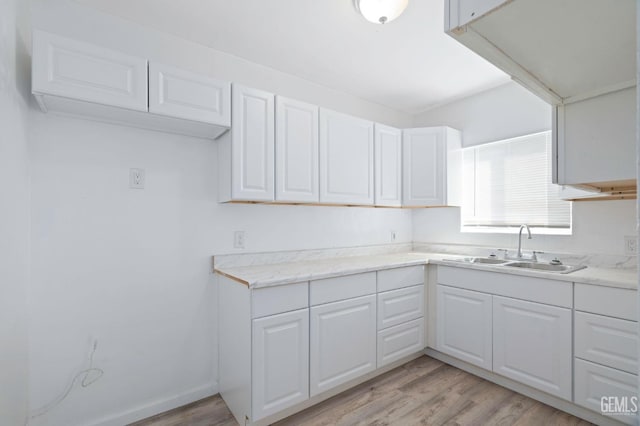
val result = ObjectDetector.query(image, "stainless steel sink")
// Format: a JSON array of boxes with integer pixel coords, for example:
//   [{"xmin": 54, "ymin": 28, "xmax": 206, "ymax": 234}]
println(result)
[
  {"xmin": 471, "ymin": 257, "xmax": 509, "ymax": 265},
  {"xmin": 504, "ymin": 261, "xmax": 586, "ymax": 274}
]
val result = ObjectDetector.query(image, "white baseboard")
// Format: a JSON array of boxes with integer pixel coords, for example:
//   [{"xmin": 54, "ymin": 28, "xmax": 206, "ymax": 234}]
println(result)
[{"xmin": 85, "ymin": 381, "xmax": 218, "ymax": 426}]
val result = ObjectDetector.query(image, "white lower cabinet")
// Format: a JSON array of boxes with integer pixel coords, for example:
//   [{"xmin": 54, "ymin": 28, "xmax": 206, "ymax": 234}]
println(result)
[
  {"xmin": 378, "ymin": 318, "xmax": 424, "ymax": 368},
  {"xmin": 436, "ymin": 285, "xmax": 493, "ymax": 370},
  {"xmin": 252, "ymin": 309, "xmax": 309, "ymax": 420},
  {"xmin": 574, "ymin": 359, "xmax": 638, "ymax": 425},
  {"xmin": 492, "ymin": 296, "xmax": 572, "ymax": 400},
  {"xmin": 310, "ymin": 295, "xmax": 377, "ymax": 397}
]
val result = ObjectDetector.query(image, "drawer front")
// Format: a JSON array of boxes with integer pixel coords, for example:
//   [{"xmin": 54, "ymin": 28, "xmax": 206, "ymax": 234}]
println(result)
[
  {"xmin": 377, "ymin": 285, "xmax": 424, "ymax": 330},
  {"xmin": 149, "ymin": 62, "xmax": 231, "ymax": 126},
  {"xmin": 310, "ymin": 272, "xmax": 376, "ymax": 306},
  {"xmin": 574, "ymin": 358, "xmax": 638, "ymax": 425},
  {"xmin": 377, "ymin": 318, "xmax": 424, "ymax": 368},
  {"xmin": 252, "ymin": 282, "xmax": 308, "ymax": 318},
  {"xmin": 575, "ymin": 311, "xmax": 638, "ymax": 374},
  {"xmin": 575, "ymin": 284, "xmax": 638, "ymax": 321},
  {"xmin": 32, "ymin": 30, "xmax": 148, "ymax": 112},
  {"xmin": 377, "ymin": 265, "xmax": 425, "ymax": 292},
  {"xmin": 437, "ymin": 265, "xmax": 572, "ymax": 307}
]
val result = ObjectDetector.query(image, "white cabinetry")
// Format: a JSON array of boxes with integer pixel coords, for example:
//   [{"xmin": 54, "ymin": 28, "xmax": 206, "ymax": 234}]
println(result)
[
  {"xmin": 554, "ymin": 87, "xmax": 636, "ymax": 188},
  {"xmin": 148, "ymin": 62, "xmax": 230, "ymax": 127},
  {"xmin": 32, "ymin": 30, "xmax": 231, "ymax": 139},
  {"xmin": 252, "ymin": 309, "xmax": 309, "ymax": 420},
  {"xmin": 275, "ymin": 97, "xmax": 319, "ymax": 203},
  {"xmin": 219, "ymin": 85, "xmax": 275, "ymax": 202},
  {"xmin": 436, "ymin": 285, "xmax": 492, "ymax": 370},
  {"xmin": 319, "ymin": 109, "xmax": 374, "ymax": 205},
  {"xmin": 493, "ymin": 296, "xmax": 572, "ymax": 400},
  {"xmin": 310, "ymin": 295, "xmax": 377, "ymax": 396},
  {"xmin": 402, "ymin": 127, "xmax": 461, "ymax": 206},
  {"xmin": 374, "ymin": 124, "xmax": 402, "ymax": 206}
]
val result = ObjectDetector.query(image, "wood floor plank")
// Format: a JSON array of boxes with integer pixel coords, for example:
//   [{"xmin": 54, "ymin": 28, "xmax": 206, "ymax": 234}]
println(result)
[{"xmin": 131, "ymin": 356, "xmax": 594, "ymax": 426}]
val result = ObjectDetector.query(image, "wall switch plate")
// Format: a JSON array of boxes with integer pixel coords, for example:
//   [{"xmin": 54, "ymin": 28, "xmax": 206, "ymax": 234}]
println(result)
[
  {"xmin": 129, "ymin": 168, "xmax": 145, "ymax": 189},
  {"xmin": 624, "ymin": 235, "xmax": 637, "ymax": 255},
  {"xmin": 234, "ymin": 231, "xmax": 245, "ymax": 249},
  {"xmin": 390, "ymin": 231, "xmax": 397, "ymax": 242}
]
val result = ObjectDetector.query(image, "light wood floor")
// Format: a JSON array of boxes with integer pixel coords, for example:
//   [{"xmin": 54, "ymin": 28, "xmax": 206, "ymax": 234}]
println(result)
[{"xmin": 130, "ymin": 356, "xmax": 593, "ymax": 426}]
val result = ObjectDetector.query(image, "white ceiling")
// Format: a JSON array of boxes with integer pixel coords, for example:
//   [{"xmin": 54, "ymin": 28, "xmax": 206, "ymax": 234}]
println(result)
[{"xmin": 75, "ymin": 0, "xmax": 509, "ymax": 114}]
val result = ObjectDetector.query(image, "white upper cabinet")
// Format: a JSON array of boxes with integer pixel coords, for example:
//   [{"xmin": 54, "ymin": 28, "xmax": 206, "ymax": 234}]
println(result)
[
  {"xmin": 275, "ymin": 97, "xmax": 319, "ymax": 203},
  {"xmin": 219, "ymin": 85, "xmax": 275, "ymax": 202},
  {"xmin": 374, "ymin": 124, "xmax": 402, "ymax": 207},
  {"xmin": 554, "ymin": 87, "xmax": 636, "ymax": 188},
  {"xmin": 402, "ymin": 127, "xmax": 461, "ymax": 207},
  {"xmin": 148, "ymin": 62, "xmax": 230, "ymax": 128},
  {"xmin": 32, "ymin": 30, "xmax": 232, "ymax": 140},
  {"xmin": 32, "ymin": 30, "xmax": 148, "ymax": 112},
  {"xmin": 319, "ymin": 109, "xmax": 374, "ymax": 205}
]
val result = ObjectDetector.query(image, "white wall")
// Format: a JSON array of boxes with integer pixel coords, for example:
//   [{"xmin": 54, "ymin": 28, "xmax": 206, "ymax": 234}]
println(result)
[
  {"xmin": 414, "ymin": 81, "xmax": 551, "ymax": 147},
  {"xmin": 27, "ymin": 1, "xmax": 413, "ymax": 425},
  {"xmin": 0, "ymin": 0, "xmax": 31, "ymax": 424},
  {"xmin": 412, "ymin": 83, "xmax": 637, "ymax": 256}
]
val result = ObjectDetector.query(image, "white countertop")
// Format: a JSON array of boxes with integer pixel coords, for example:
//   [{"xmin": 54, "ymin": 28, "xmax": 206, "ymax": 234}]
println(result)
[{"xmin": 215, "ymin": 251, "xmax": 638, "ymax": 290}]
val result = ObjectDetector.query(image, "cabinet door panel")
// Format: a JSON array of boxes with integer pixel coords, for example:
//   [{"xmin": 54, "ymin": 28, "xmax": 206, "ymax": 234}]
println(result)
[
  {"xmin": 377, "ymin": 285, "xmax": 424, "ymax": 330},
  {"xmin": 319, "ymin": 109, "xmax": 374, "ymax": 205},
  {"xmin": 575, "ymin": 311, "xmax": 638, "ymax": 374},
  {"xmin": 436, "ymin": 285, "xmax": 492, "ymax": 370},
  {"xmin": 149, "ymin": 62, "xmax": 230, "ymax": 125},
  {"xmin": 374, "ymin": 124, "xmax": 402, "ymax": 206},
  {"xmin": 493, "ymin": 296, "xmax": 571, "ymax": 400},
  {"xmin": 403, "ymin": 128, "xmax": 445, "ymax": 206},
  {"xmin": 574, "ymin": 359, "xmax": 638, "ymax": 425},
  {"xmin": 252, "ymin": 309, "xmax": 309, "ymax": 420},
  {"xmin": 378, "ymin": 318, "xmax": 424, "ymax": 367},
  {"xmin": 231, "ymin": 85, "xmax": 275, "ymax": 201},
  {"xmin": 32, "ymin": 30, "xmax": 148, "ymax": 112},
  {"xmin": 310, "ymin": 295, "xmax": 376, "ymax": 396}
]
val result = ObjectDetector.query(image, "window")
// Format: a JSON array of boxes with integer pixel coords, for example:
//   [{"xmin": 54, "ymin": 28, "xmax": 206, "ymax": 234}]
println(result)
[{"xmin": 461, "ymin": 131, "xmax": 571, "ymax": 233}]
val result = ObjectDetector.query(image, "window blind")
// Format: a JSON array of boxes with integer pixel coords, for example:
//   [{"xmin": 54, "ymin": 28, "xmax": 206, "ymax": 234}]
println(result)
[{"xmin": 461, "ymin": 131, "xmax": 571, "ymax": 229}]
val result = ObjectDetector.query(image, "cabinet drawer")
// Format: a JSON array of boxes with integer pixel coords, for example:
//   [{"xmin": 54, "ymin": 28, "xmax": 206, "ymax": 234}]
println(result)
[
  {"xmin": 575, "ymin": 284, "xmax": 638, "ymax": 321},
  {"xmin": 437, "ymin": 266, "xmax": 572, "ymax": 307},
  {"xmin": 149, "ymin": 62, "xmax": 230, "ymax": 125},
  {"xmin": 575, "ymin": 311, "xmax": 638, "ymax": 374},
  {"xmin": 377, "ymin": 265, "xmax": 424, "ymax": 292},
  {"xmin": 252, "ymin": 282, "xmax": 308, "ymax": 318},
  {"xmin": 377, "ymin": 285, "xmax": 424, "ymax": 330},
  {"xmin": 310, "ymin": 272, "xmax": 376, "ymax": 306},
  {"xmin": 32, "ymin": 30, "xmax": 148, "ymax": 112},
  {"xmin": 377, "ymin": 318, "xmax": 424, "ymax": 368},
  {"xmin": 574, "ymin": 358, "xmax": 637, "ymax": 425}
]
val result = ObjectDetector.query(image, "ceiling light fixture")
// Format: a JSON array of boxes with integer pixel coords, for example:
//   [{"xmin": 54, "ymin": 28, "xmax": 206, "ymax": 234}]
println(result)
[{"xmin": 354, "ymin": 0, "xmax": 409, "ymax": 24}]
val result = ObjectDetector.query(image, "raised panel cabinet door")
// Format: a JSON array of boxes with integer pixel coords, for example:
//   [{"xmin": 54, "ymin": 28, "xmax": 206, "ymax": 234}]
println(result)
[
  {"xmin": 231, "ymin": 85, "xmax": 275, "ymax": 201},
  {"xmin": 252, "ymin": 309, "xmax": 309, "ymax": 421},
  {"xmin": 493, "ymin": 296, "xmax": 572, "ymax": 400},
  {"xmin": 275, "ymin": 97, "xmax": 319, "ymax": 202},
  {"xmin": 377, "ymin": 318, "xmax": 424, "ymax": 368},
  {"xmin": 148, "ymin": 62, "xmax": 230, "ymax": 126},
  {"xmin": 374, "ymin": 124, "xmax": 402, "ymax": 206},
  {"xmin": 319, "ymin": 109, "xmax": 374, "ymax": 205},
  {"xmin": 310, "ymin": 295, "xmax": 377, "ymax": 396},
  {"xmin": 402, "ymin": 127, "xmax": 445, "ymax": 206},
  {"xmin": 574, "ymin": 359, "xmax": 638, "ymax": 425},
  {"xmin": 32, "ymin": 30, "xmax": 148, "ymax": 112},
  {"xmin": 436, "ymin": 285, "xmax": 492, "ymax": 370}
]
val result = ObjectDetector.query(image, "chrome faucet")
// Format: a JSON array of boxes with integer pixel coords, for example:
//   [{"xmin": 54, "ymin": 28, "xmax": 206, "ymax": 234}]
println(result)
[{"xmin": 517, "ymin": 224, "xmax": 532, "ymax": 258}]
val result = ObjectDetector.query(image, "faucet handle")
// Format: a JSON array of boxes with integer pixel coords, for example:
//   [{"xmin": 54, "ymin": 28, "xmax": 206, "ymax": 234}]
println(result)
[
  {"xmin": 496, "ymin": 248, "xmax": 508, "ymax": 259},
  {"xmin": 532, "ymin": 250, "xmax": 544, "ymax": 261}
]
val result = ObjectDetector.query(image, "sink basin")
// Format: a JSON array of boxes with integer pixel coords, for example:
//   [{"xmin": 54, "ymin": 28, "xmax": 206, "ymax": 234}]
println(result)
[
  {"xmin": 504, "ymin": 262, "xmax": 586, "ymax": 274},
  {"xmin": 470, "ymin": 257, "xmax": 508, "ymax": 265}
]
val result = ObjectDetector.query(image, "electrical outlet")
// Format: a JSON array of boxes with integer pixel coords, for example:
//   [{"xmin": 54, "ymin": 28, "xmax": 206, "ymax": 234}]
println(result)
[
  {"xmin": 390, "ymin": 231, "xmax": 397, "ymax": 242},
  {"xmin": 129, "ymin": 168, "xmax": 145, "ymax": 189},
  {"xmin": 234, "ymin": 231, "xmax": 245, "ymax": 249},
  {"xmin": 624, "ymin": 235, "xmax": 637, "ymax": 255}
]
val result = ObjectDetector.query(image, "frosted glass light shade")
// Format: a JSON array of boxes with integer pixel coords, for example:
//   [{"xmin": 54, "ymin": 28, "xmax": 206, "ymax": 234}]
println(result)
[{"xmin": 354, "ymin": 0, "xmax": 409, "ymax": 24}]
